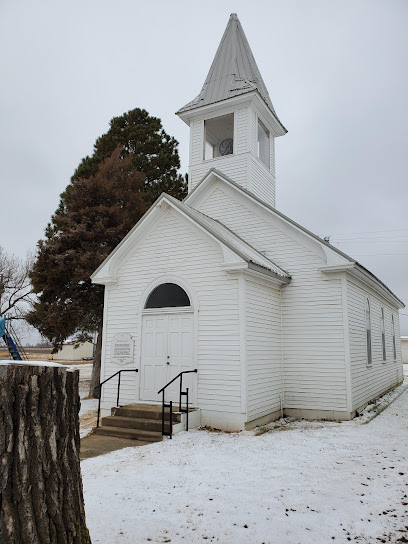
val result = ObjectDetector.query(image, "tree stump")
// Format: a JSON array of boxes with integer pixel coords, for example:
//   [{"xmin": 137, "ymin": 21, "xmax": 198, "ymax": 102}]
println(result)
[{"xmin": 0, "ymin": 362, "xmax": 91, "ymax": 544}]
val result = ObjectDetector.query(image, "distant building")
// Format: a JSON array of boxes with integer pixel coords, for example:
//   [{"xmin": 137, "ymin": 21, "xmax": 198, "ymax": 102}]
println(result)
[
  {"xmin": 53, "ymin": 341, "xmax": 94, "ymax": 362},
  {"xmin": 401, "ymin": 337, "xmax": 408, "ymax": 364}
]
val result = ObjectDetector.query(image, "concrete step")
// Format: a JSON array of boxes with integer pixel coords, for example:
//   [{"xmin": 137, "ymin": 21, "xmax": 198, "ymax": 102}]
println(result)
[
  {"xmin": 101, "ymin": 415, "xmax": 171, "ymax": 432},
  {"xmin": 113, "ymin": 404, "xmax": 182, "ymax": 423},
  {"xmin": 94, "ymin": 425, "xmax": 163, "ymax": 442}
]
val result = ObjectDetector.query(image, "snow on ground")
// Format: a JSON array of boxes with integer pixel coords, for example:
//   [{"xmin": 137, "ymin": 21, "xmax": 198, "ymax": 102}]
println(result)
[
  {"xmin": 82, "ymin": 384, "xmax": 408, "ymax": 544},
  {"xmin": 0, "ymin": 359, "xmax": 74, "ymax": 369},
  {"xmin": 76, "ymin": 363, "xmax": 98, "ymax": 438}
]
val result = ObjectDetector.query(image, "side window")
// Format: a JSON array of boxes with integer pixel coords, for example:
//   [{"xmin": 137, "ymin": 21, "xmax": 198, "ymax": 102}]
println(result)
[
  {"xmin": 257, "ymin": 119, "xmax": 270, "ymax": 169},
  {"xmin": 365, "ymin": 298, "xmax": 372, "ymax": 365},
  {"xmin": 392, "ymin": 315, "xmax": 397, "ymax": 360},
  {"xmin": 381, "ymin": 308, "xmax": 386, "ymax": 362}
]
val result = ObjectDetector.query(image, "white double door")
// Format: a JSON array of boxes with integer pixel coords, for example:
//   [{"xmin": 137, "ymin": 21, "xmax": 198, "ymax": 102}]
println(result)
[{"xmin": 141, "ymin": 311, "xmax": 195, "ymax": 403}]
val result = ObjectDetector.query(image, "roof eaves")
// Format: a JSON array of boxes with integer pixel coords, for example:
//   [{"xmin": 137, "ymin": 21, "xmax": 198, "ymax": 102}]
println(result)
[
  {"xmin": 248, "ymin": 261, "xmax": 291, "ymax": 284},
  {"xmin": 353, "ymin": 262, "xmax": 405, "ymax": 308}
]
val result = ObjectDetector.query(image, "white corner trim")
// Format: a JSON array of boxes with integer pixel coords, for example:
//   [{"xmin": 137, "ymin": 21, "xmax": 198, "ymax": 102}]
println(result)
[
  {"xmin": 341, "ymin": 275, "xmax": 353, "ymax": 412},
  {"xmin": 238, "ymin": 274, "xmax": 247, "ymax": 416}
]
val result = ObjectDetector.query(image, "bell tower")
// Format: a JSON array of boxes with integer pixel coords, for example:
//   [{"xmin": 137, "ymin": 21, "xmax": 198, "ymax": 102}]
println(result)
[{"xmin": 176, "ymin": 13, "xmax": 287, "ymax": 208}]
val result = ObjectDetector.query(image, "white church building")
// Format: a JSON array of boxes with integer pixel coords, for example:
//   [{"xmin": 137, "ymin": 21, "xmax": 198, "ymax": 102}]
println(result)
[{"xmin": 92, "ymin": 14, "xmax": 404, "ymax": 433}]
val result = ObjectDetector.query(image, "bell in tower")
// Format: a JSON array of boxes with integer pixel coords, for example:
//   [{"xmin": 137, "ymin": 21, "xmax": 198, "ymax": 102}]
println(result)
[{"xmin": 204, "ymin": 113, "xmax": 234, "ymax": 160}]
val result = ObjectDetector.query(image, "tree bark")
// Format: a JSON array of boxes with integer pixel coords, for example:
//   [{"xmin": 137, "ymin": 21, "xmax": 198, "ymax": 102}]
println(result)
[
  {"xmin": 0, "ymin": 363, "xmax": 91, "ymax": 544},
  {"xmin": 88, "ymin": 324, "xmax": 102, "ymax": 398}
]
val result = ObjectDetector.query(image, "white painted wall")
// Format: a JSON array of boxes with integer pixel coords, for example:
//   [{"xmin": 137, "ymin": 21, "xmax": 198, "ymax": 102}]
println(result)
[
  {"xmin": 245, "ymin": 278, "xmax": 283, "ymax": 422},
  {"xmin": 347, "ymin": 278, "xmax": 403, "ymax": 411},
  {"xmin": 235, "ymin": 107, "xmax": 249, "ymax": 155},
  {"xmin": 196, "ymin": 182, "xmax": 348, "ymax": 415},
  {"xmin": 100, "ymin": 208, "xmax": 245, "ymax": 429},
  {"xmin": 249, "ymin": 155, "xmax": 275, "ymax": 209}
]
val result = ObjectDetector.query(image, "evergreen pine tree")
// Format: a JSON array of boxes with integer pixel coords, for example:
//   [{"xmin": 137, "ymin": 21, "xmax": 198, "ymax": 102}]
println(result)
[{"xmin": 29, "ymin": 109, "xmax": 186, "ymax": 394}]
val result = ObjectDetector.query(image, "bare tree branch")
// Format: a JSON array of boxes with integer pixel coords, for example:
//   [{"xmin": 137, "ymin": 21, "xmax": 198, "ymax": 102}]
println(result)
[{"xmin": 0, "ymin": 246, "xmax": 35, "ymax": 321}]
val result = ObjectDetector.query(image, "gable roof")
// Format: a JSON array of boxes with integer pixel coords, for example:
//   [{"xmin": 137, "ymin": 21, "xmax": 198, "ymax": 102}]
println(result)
[
  {"xmin": 91, "ymin": 192, "xmax": 290, "ymax": 285},
  {"xmin": 185, "ymin": 169, "xmax": 405, "ymax": 309},
  {"xmin": 166, "ymin": 194, "xmax": 290, "ymax": 280},
  {"xmin": 176, "ymin": 13, "xmax": 286, "ymax": 133}
]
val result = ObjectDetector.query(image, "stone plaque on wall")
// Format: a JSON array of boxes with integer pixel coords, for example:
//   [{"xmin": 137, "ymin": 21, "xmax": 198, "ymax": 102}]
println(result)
[{"xmin": 111, "ymin": 333, "xmax": 134, "ymax": 365}]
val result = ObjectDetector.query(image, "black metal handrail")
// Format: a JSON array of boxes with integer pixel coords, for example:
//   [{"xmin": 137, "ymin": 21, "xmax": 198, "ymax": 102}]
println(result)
[
  {"xmin": 158, "ymin": 369, "xmax": 197, "ymax": 439},
  {"xmin": 96, "ymin": 368, "xmax": 138, "ymax": 427},
  {"xmin": 4, "ymin": 322, "xmax": 28, "ymax": 361}
]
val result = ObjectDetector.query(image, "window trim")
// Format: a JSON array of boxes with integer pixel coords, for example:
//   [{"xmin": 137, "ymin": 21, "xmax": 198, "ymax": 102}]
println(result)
[
  {"xmin": 392, "ymin": 314, "xmax": 397, "ymax": 361},
  {"xmin": 144, "ymin": 282, "xmax": 191, "ymax": 309},
  {"xmin": 380, "ymin": 307, "xmax": 386, "ymax": 362},
  {"xmin": 257, "ymin": 118, "xmax": 271, "ymax": 170},
  {"xmin": 365, "ymin": 298, "xmax": 372, "ymax": 367}
]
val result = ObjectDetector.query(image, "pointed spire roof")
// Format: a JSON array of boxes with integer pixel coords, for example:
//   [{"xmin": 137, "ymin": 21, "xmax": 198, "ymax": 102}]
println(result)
[{"xmin": 177, "ymin": 14, "xmax": 284, "ymax": 129}]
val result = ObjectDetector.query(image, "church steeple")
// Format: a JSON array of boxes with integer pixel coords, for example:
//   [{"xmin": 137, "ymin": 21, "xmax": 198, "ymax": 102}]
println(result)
[
  {"xmin": 178, "ymin": 14, "xmax": 286, "ymax": 208},
  {"xmin": 177, "ymin": 14, "xmax": 285, "ymax": 133}
]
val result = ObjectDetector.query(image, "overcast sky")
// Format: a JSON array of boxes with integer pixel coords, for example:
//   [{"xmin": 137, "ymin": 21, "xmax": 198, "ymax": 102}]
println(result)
[{"xmin": 1, "ymin": 0, "xmax": 407, "ymax": 335}]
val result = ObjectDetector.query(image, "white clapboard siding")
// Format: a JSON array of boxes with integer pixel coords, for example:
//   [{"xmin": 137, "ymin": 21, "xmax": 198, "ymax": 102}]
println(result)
[
  {"xmin": 270, "ymin": 136, "xmax": 275, "ymax": 178},
  {"xmin": 250, "ymin": 108, "xmax": 257, "ymax": 156},
  {"xmin": 249, "ymin": 155, "xmax": 275, "ymax": 208},
  {"xmin": 190, "ymin": 119, "xmax": 204, "ymax": 165},
  {"xmin": 236, "ymin": 107, "xmax": 248, "ymax": 155},
  {"xmin": 347, "ymin": 279, "xmax": 403, "ymax": 411},
  {"xmin": 190, "ymin": 154, "xmax": 249, "ymax": 191},
  {"xmin": 245, "ymin": 279, "xmax": 283, "ymax": 421},
  {"xmin": 197, "ymin": 184, "xmax": 348, "ymax": 412},
  {"xmin": 101, "ymin": 208, "xmax": 241, "ymax": 415}
]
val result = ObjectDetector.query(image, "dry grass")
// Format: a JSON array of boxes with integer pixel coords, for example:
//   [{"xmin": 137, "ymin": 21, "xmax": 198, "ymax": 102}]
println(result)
[
  {"xmin": 0, "ymin": 347, "xmax": 89, "ymax": 365},
  {"xmin": 79, "ymin": 410, "xmax": 97, "ymax": 430}
]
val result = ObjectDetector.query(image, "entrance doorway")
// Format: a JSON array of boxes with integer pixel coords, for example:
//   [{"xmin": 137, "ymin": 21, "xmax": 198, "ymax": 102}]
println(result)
[{"xmin": 140, "ymin": 283, "xmax": 195, "ymax": 403}]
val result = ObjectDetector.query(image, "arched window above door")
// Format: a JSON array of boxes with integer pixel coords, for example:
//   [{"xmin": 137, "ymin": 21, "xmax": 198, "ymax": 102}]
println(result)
[{"xmin": 145, "ymin": 283, "xmax": 191, "ymax": 309}]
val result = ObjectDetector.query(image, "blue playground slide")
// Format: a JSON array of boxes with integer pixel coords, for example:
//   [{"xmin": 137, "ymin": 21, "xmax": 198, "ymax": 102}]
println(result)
[{"xmin": 0, "ymin": 317, "xmax": 27, "ymax": 361}]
